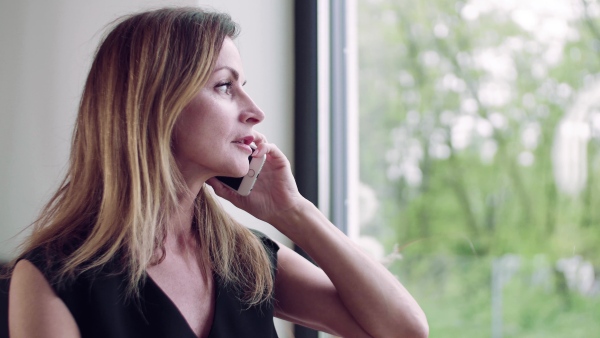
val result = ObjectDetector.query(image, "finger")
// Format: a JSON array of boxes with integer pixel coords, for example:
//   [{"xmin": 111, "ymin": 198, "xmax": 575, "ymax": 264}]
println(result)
[
  {"xmin": 253, "ymin": 142, "xmax": 272, "ymax": 158},
  {"xmin": 252, "ymin": 131, "xmax": 268, "ymax": 146},
  {"xmin": 256, "ymin": 142, "xmax": 285, "ymax": 159},
  {"xmin": 252, "ymin": 137, "xmax": 272, "ymax": 158}
]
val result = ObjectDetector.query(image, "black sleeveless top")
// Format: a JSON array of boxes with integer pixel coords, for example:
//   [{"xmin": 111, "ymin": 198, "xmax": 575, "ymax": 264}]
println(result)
[{"xmin": 23, "ymin": 231, "xmax": 280, "ymax": 338}]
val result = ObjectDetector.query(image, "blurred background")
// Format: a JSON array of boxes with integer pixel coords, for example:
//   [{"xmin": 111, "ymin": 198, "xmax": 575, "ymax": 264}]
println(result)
[
  {"xmin": 2, "ymin": 0, "xmax": 600, "ymax": 337},
  {"xmin": 354, "ymin": 0, "xmax": 600, "ymax": 336}
]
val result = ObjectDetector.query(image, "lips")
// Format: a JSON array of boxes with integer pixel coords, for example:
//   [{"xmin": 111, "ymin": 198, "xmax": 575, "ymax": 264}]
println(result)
[
  {"xmin": 233, "ymin": 135, "xmax": 254, "ymax": 145},
  {"xmin": 232, "ymin": 135, "xmax": 255, "ymax": 154}
]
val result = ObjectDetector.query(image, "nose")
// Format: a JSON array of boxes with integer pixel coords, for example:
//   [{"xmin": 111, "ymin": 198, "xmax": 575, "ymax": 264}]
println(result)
[{"xmin": 239, "ymin": 91, "xmax": 265, "ymax": 125}]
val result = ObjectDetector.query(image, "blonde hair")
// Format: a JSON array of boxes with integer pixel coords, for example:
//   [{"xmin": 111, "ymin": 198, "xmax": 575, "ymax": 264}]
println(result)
[{"xmin": 12, "ymin": 7, "xmax": 274, "ymax": 305}]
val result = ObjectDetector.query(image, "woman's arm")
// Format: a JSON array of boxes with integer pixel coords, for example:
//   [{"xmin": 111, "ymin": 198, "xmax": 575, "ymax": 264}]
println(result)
[
  {"xmin": 272, "ymin": 243, "xmax": 372, "ymax": 337},
  {"xmin": 9, "ymin": 260, "xmax": 80, "ymax": 338},
  {"xmin": 275, "ymin": 245, "xmax": 370, "ymax": 337},
  {"xmin": 270, "ymin": 201, "xmax": 428, "ymax": 338},
  {"xmin": 207, "ymin": 137, "xmax": 429, "ymax": 337}
]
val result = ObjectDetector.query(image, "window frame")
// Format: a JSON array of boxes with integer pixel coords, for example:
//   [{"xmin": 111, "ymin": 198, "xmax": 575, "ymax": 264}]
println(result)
[{"xmin": 293, "ymin": 0, "xmax": 358, "ymax": 336}]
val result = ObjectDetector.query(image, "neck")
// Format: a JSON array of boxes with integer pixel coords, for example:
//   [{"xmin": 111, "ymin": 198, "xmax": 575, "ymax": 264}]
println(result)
[{"xmin": 164, "ymin": 188, "xmax": 200, "ymax": 252}]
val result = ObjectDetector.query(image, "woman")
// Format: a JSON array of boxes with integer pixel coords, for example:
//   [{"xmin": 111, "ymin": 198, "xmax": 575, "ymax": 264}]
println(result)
[{"xmin": 8, "ymin": 7, "xmax": 428, "ymax": 338}]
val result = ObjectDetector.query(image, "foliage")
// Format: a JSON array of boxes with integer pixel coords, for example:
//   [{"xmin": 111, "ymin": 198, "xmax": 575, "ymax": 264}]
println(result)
[
  {"xmin": 356, "ymin": 0, "xmax": 600, "ymax": 336},
  {"xmin": 358, "ymin": 0, "xmax": 600, "ymax": 260},
  {"xmin": 390, "ymin": 255, "xmax": 600, "ymax": 337}
]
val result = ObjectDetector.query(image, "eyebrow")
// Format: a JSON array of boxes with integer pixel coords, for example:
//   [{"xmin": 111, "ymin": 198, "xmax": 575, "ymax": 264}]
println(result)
[{"xmin": 213, "ymin": 66, "xmax": 247, "ymax": 86}]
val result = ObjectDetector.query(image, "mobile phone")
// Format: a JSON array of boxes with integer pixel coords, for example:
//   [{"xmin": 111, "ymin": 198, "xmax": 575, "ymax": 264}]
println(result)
[{"xmin": 216, "ymin": 154, "xmax": 266, "ymax": 196}]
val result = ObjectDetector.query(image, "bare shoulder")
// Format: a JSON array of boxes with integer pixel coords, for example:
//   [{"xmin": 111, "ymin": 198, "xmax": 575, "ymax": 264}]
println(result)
[
  {"xmin": 11, "ymin": 259, "xmax": 54, "ymax": 292},
  {"xmin": 9, "ymin": 259, "xmax": 80, "ymax": 338}
]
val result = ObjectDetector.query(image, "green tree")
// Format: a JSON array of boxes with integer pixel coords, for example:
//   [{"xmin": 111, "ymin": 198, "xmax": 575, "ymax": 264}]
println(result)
[{"xmin": 357, "ymin": 0, "xmax": 600, "ymax": 336}]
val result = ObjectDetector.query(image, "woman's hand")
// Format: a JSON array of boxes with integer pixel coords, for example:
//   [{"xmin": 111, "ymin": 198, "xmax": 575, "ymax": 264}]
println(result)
[{"xmin": 206, "ymin": 132, "xmax": 305, "ymax": 227}]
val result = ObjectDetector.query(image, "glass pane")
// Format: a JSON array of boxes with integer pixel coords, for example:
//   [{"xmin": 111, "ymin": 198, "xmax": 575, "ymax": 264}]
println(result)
[{"xmin": 355, "ymin": 0, "xmax": 600, "ymax": 337}]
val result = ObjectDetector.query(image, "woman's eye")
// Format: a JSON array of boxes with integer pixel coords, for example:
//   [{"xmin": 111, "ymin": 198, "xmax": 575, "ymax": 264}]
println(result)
[{"xmin": 216, "ymin": 82, "xmax": 232, "ymax": 95}]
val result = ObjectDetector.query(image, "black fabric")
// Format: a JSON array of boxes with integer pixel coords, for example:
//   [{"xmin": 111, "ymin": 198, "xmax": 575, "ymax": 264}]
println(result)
[
  {"xmin": 19, "ymin": 230, "xmax": 279, "ymax": 338},
  {"xmin": 0, "ymin": 264, "xmax": 9, "ymax": 338}
]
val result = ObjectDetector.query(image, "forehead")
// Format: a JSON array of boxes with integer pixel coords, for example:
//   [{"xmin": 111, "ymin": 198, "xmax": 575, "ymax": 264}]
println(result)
[{"xmin": 214, "ymin": 37, "xmax": 244, "ymax": 73}]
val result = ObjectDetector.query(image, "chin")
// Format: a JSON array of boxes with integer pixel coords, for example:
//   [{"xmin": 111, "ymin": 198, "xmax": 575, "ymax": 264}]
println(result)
[
  {"xmin": 216, "ymin": 155, "xmax": 250, "ymax": 178},
  {"xmin": 228, "ymin": 162, "xmax": 250, "ymax": 178}
]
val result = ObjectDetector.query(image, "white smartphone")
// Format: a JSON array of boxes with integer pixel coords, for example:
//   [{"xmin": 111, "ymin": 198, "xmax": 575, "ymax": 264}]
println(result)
[{"xmin": 216, "ymin": 154, "xmax": 266, "ymax": 196}]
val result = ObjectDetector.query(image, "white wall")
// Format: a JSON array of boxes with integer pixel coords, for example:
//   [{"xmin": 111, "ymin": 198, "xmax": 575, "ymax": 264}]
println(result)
[{"xmin": 0, "ymin": 0, "xmax": 294, "ymax": 334}]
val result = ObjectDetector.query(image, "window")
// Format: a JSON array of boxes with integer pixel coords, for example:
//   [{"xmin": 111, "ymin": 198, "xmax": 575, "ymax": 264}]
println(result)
[{"xmin": 320, "ymin": 0, "xmax": 600, "ymax": 336}]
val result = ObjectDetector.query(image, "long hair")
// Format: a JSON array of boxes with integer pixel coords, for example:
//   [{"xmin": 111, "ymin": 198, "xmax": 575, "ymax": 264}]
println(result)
[{"xmin": 12, "ymin": 7, "xmax": 274, "ymax": 305}]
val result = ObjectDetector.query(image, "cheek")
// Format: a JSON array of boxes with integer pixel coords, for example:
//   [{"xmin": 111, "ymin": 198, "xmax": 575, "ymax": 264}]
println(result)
[
  {"xmin": 174, "ymin": 98, "xmax": 234, "ymax": 151},
  {"xmin": 200, "ymin": 113, "xmax": 233, "ymax": 138},
  {"xmin": 173, "ymin": 117, "xmax": 230, "ymax": 158},
  {"xmin": 172, "ymin": 114, "xmax": 204, "ymax": 157},
  {"xmin": 175, "ymin": 106, "xmax": 208, "ymax": 140}
]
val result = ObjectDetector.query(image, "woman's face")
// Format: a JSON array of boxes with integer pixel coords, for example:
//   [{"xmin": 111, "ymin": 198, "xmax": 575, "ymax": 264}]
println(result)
[{"xmin": 172, "ymin": 37, "xmax": 265, "ymax": 188}]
